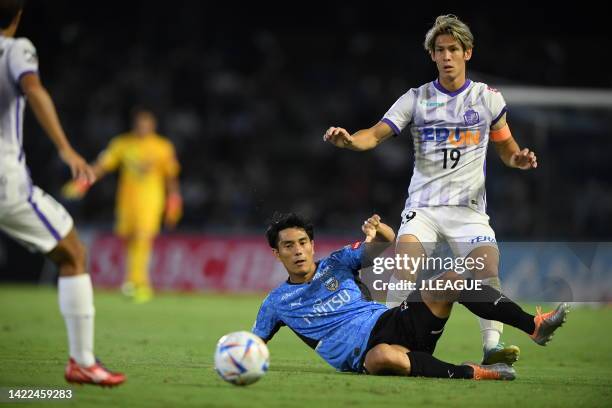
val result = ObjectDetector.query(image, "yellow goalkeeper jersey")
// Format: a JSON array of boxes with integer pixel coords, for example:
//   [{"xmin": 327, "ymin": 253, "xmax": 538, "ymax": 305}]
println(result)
[{"xmin": 98, "ymin": 132, "xmax": 179, "ymax": 234}]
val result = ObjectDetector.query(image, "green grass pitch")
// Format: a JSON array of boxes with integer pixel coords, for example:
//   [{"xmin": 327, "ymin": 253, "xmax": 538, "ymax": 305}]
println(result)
[{"xmin": 1, "ymin": 285, "xmax": 611, "ymax": 407}]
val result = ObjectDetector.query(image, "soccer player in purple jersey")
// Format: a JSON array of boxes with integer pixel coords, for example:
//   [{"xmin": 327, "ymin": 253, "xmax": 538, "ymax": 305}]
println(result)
[
  {"xmin": 324, "ymin": 14, "xmax": 537, "ymax": 366},
  {"xmin": 0, "ymin": 0, "xmax": 124, "ymax": 386}
]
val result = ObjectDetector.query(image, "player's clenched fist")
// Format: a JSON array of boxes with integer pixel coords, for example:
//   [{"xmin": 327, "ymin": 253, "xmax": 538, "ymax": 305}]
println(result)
[
  {"xmin": 362, "ymin": 214, "xmax": 382, "ymax": 242},
  {"xmin": 323, "ymin": 126, "xmax": 354, "ymax": 148}
]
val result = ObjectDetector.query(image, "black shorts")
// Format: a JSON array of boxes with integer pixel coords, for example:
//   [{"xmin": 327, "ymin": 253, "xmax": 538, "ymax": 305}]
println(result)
[{"xmin": 364, "ymin": 290, "xmax": 448, "ymax": 362}]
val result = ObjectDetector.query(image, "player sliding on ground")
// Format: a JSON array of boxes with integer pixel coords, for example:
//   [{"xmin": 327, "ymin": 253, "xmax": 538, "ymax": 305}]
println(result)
[{"xmin": 253, "ymin": 213, "xmax": 568, "ymax": 380}]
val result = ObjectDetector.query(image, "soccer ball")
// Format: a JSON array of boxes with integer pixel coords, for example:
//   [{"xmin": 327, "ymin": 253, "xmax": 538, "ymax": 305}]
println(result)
[{"xmin": 214, "ymin": 331, "xmax": 269, "ymax": 386}]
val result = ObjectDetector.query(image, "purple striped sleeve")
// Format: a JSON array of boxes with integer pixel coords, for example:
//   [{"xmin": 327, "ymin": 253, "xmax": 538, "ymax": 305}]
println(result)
[
  {"xmin": 491, "ymin": 106, "xmax": 508, "ymax": 126},
  {"xmin": 17, "ymin": 70, "xmax": 38, "ymax": 82},
  {"xmin": 381, "ymin": 118, "xmax": 401, "ymax": 136}
]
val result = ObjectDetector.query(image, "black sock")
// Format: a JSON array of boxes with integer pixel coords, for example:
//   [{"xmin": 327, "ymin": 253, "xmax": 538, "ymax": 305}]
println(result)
[
  {"xmin": 458, "ymin": 280, "xmax": 536, "ymax": 335},
  {"xmin": 407, "ymin": 351, "xmax": 473, "ymax": 379}
]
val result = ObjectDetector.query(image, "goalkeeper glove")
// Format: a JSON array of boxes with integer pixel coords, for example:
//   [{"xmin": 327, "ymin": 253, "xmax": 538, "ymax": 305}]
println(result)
[{"xmin": 164, "ymin": 192, "xmax": 183, "ymax": 228}]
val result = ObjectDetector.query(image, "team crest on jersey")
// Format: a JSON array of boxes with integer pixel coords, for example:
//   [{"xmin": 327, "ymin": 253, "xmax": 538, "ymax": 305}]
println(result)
[
  {"xmin": 324, "ymin": 277, "xmax": 339, "ymax": 291},
  {"xmin": 24, "ymin": 49, "xmax": 38, "ymax": 64},
  {"xmin": 463, "ymin": 109, "xmax": 480, "ymax": 126}
]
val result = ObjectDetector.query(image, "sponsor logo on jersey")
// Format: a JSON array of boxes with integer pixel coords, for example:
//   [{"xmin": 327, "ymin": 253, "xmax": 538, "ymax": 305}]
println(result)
[
  {"xmin": 420, "ymin": 100, "xmax": 446, "ymax": 107},
  {"xmin": 280, "ymin": 287, "xmax": 305, "ymax": 301},
  {"xmin": 421, "ymin": 127, "xmax": 481, "ymax": 146},
  {"xmin": 312, "ymin": 289, "xmax": 351, "ymax": 314},
  {"xmin": 325, "ymin": 277, "xmax": 339, "ymax": 291},
  {"xmin": 470, "ymin": 235, "xmax": 496, "ymax": 244},
  {"xmin": 463, "ymin": 109, "xmax": 480, "ymax": 126}
]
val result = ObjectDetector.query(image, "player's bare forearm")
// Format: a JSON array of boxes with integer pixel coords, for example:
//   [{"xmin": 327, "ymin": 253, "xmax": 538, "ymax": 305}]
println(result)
[
  {"xmin": 374, "ymin": 222, "xmax": 395, "ymax": 243},
  {"xmin": 494, "ymin": 136, "xmax": 538, "ymax": 170},
  {"xmin": 21, "ymin": 74, "xmax": 72, "ymax": 153},
  {"xmin": 494, "ymin": 137, "xmax": 520, "ymax": 167},
  {"xmin": 347, "ymin": 129, "xmax": 381, "ymax": 151},
  {"xmin": 324, "ymin": 122, "xmax": 393, "ymax": 151},
  {"xmin": 491, "ymin": 114, "xmax": 537, "ymax": 170},
  {"xmin": 351, "ymin": 122, "xmax": 394, "ymax": 151}
]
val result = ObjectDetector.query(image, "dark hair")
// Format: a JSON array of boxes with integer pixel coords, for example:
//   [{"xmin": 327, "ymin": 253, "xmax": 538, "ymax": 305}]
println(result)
[
  {"xmin": 0, "ymin": 0, "xmax": 24, "ymax": 29},
  {"xmin": 265, "ymin": 212, "xmax": 314, "ymax": 249}
]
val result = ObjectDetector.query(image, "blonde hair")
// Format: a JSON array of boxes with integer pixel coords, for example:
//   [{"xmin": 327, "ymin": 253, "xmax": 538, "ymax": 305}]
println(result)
[{"xmin": 424, "ymin": 15, "xmax": 474, "ymax": 53}]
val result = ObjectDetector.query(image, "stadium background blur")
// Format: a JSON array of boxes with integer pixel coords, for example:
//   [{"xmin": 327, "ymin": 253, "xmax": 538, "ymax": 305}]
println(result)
[
  {"xmin": 1, "ymin": 3, "xmax": 612, "ymax": 407},
  {"xmin": 1, "ymin": 2, "xmax": 611, "ymax": 282}
]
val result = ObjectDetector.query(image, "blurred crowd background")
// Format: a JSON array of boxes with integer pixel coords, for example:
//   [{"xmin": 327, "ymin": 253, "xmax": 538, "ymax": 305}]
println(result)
[{"xmin": 16, "ymin": 2, "xmax": 612, "ymax": 240}]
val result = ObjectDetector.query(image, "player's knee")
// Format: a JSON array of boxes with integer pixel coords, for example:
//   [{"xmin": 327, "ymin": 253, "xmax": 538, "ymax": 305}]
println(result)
[
  {"xmin": 364, "ymin": 344, "xmax": 391, "ymax": 374},
  {"xmin": 49, "ymin": 233, "xmax": 87, "ymax": 275},
  {"xmin": 467, "ymin": 247, "xmax": 499, "ymax": 278},
  {"xmin": 64, "ymin": 238, "xmax": 86, "ymax": 265},
  {"xmin": 72, "ymin": 239, "xmax": 88, "ymax": 267},
  {"xmin": 364, "ymin": 344, "xmax": 408, "ymax": 375}
]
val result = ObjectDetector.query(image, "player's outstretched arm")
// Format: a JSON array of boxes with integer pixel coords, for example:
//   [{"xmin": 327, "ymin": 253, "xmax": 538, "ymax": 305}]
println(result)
[
  {"xmin": 20, "ymin": 73, "xmax": 95, "ymax": 183},
  {"xmin": 491, "ymin": 114, "xmax": 537, "ymax": 170},
  {"xmin": 323, "ymin": 121, "xmax": 394, "ymax": 151}
]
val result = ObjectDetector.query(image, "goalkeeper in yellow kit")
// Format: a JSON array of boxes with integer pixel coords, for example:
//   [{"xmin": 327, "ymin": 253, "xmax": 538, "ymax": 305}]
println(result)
[{"xmin": 63, "ymin": 109, "xmax": 182, "ymax": 303}]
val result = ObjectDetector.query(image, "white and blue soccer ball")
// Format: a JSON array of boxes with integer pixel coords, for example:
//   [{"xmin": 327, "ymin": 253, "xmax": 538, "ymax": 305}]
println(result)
[{"xmin": 214, "ymin": 331, "xmax": 269, "ymax": 386}]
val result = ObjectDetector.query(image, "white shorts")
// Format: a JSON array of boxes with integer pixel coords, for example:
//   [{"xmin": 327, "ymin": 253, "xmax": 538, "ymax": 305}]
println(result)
[
  {"xmin": 0, "ymin": 185, "xmax": 73, "ymax": 253},
  {"xmin": 397, "ymin": 206, "xmax": 498, "ymax": 258},
  {"xmin": 387, "ymin": 206, "xmax": 498, "ymax": 307}
]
